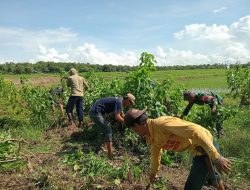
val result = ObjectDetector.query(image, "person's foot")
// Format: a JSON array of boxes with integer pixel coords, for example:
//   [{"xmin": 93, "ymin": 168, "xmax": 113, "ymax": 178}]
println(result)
[
  {"xmin": 101, "ymin": 144, "xmax": 108, "ymax": 152},
  {"xmin": 67, "ymin": 120, "xmax": 75, "ymax": 126},
  {"xmin": 78, "ymin": 121, "xmax": 83, "ymax": 128},
  {"xmin": 68, "ymin": 122, "xmax": 79, "ymax": 133}
]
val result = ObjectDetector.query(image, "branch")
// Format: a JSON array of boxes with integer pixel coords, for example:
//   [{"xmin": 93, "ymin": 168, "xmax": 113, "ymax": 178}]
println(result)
[
  {"xmin": 0, "ymin": 139, "xmax": 29, "ymax": 144},
  {"xmin": 0, "ymin": 158, "xmax": 17, "ymax": 163}
]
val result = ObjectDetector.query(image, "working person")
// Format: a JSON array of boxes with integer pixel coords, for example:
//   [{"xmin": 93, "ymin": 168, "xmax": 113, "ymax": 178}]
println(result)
[
  {"xmin": 63, "ymin": 68, "xmax": 89, "ymax": 129},
  {"xmin": 124, "ymin": 108, "xmax": 231, "ymax": 190},
  {"xmin": 89, "ymin": 93, "xmax": 135, "ymax": 159},
  {"xmin": 181, "ymin": 91, "xmax": 224, "ymax": 137}
]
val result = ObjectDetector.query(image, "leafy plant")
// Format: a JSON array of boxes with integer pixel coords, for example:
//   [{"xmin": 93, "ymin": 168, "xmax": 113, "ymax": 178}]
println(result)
[
  {"xmin": 226, "ymin": 64, "xmax": 250, "ymax": 105},
  {"xmin": 123, "ymin": 52, "xmax": 182, "ymax": 117}
]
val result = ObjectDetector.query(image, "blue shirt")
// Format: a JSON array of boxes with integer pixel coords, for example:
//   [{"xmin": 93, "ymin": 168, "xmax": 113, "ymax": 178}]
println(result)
[{"xmin": 91, "ymin": 97, "xmax": 122, "ymax": 114}]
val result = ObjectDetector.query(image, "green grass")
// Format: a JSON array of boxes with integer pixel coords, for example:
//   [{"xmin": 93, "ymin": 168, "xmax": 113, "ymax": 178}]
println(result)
[
  {"xmin": 92, "ymin": 68, "xmax": 228, "ymax": 90},
  {"xmin": 1, "ymin": 68, "xmax": 228, "ymax": 90},
  {"xmin": 218, "ymin": 107, "xmax": 250, "ymax": 188}
]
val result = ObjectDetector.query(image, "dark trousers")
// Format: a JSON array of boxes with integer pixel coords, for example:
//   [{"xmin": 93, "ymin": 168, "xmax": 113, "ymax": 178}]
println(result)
[
  {"xmin": 184, "ymin": 141, "xmax": 221, "ymax": 190},
  {"xmin": 66, "ymin": 96, "xmax": 84, "ymax": 122},
  {"xmin": 89, "ymin": 110, "xmax": 112, "ymax": 142}
]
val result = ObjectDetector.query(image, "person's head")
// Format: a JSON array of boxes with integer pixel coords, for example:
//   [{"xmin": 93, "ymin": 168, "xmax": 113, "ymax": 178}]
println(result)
[
  {"xmin": 68, "ymin": 68, "xmax": 78, "ymax": 76},
  {"xmin": 183, "ymin": 91, "xmax": 195, "ymax": 101},
  {"xmin": 124, "ymin": 108, "xmax": 148, "ymax": 136},
  {"xmin": 123, "ymin": 93, "xmax": 136, "ymax": 107}
]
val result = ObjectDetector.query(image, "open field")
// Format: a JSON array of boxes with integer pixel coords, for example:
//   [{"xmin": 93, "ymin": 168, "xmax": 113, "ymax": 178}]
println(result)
[
  {"xmin": 1, "ymin": 68, "xmax": 228, "ymax": 91},
  {"xmin": 0, "ymin": 67, "xmax": 249, "ymax": 190}
]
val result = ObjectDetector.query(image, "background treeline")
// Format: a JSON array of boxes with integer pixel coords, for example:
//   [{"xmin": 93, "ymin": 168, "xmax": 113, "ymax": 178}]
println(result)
[{"xmin": 0, "ymin": 61, "xmax": 249, "ymax": 74}]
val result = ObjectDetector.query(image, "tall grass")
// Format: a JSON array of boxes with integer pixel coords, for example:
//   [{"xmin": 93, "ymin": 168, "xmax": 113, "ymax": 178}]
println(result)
[{"xmin": 218, "ymin": 107, "xmax": 250, "ymax": 186}]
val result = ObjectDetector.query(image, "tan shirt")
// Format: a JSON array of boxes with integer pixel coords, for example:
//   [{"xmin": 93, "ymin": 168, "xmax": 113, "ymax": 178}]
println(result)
[
  {"xmin": 67, "ymin": 74, "xmax": 88, "ymax": 96},
  {"xmin": 146, "ymin": 116, "xmax": 220, "ymax": 177}
]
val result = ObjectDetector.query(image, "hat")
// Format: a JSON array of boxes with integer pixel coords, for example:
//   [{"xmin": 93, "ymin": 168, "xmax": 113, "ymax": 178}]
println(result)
[
  {"xmin": 68, "ymin": 68, "xmax": 78, "ymax": 76},
  {"xmin": 124, "ymin": 108, "xmax": 146, "ymax": 127},
  {"xmin": 184, "ymin": 91, "xmax": 193, "ymax": 98},
  {"xmin": 126, "ymin": 93, "xmax": 135, "ymax": 105}
]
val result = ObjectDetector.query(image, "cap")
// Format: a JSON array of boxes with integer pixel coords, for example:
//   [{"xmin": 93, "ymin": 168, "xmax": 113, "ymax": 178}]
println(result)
[
  {"xmin": 68, "ymin": 68, "xmax": 78, "ymax": 75},
  {"xmin": 184, "ymin": 91, "xmax": 193, "ymax": 98},
  {"xmin": 124, "ymin": 108, "xmax": 146, "ymax": 127},
  {"xmin": 126, "ymin": 93, "xmax": 135, "ymax": 105}
]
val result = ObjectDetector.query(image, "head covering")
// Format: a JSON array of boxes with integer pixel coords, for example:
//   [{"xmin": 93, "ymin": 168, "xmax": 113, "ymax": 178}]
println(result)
[
  {"xmin": 68, "ymin": 68, "xmax": 78, "ymax": 76},
  {"xmin": 126, "ymin": 93, "xmax": 136, "ymax": 105},
  {"xmin": 183, "ymin": 91, "xmax": 193, "ymax": 99},
  {"xmin": 124, "ymin": 108, "xmax": 146, "ymax": 127}
]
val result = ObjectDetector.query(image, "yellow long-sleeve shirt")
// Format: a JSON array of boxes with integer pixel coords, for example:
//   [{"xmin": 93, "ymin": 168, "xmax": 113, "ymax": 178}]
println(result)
[{"xmin": 146, "ymin": 116, "xmax": 220, "ymax": 177}]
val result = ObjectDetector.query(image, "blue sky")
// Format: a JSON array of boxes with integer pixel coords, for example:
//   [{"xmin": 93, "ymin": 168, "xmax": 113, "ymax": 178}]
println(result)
[{"xmin": 0, "ymin": 0, "xmax": 250, "ymax": 66}]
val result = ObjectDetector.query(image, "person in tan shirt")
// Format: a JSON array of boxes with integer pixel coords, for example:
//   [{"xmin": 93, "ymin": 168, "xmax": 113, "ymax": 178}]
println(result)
[
  {"xmin": 64, "ymin": 68, "xmax": 88, "ymax": 128},
  {"xmin": 124, "ymin": 108, "xmax": 231, "ymax": 190}
]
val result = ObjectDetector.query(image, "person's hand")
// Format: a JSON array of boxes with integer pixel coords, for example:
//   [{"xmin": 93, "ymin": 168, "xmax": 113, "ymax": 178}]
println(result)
[
  {"xmin": 214, "ymin": 156, "xmax": 231, "ymax": 174},
  {"xmin": 149, "ymin": 174, "xmax": 161, "ymax": 184},
  {"xmin": 212, "ymin": 107, "xmax": 216, "ymax": 113}
]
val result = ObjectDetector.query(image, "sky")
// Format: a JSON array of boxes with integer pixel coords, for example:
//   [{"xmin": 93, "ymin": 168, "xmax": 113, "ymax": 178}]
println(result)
[{"xmin": 0, "ymin": 0, "xmax": 250, "ymax": 66}]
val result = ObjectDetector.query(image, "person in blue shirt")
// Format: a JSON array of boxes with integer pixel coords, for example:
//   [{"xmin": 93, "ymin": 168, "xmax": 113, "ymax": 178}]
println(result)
[{"xmin": 89, "ymin": 93, "xmax": 135, "ymax": 159}]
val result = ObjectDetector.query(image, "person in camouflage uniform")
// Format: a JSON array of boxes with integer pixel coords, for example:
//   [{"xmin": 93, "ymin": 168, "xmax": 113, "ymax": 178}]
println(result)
[{"xmin": 181, "ymin": 91, "xmax": 224, "ymax": 137}]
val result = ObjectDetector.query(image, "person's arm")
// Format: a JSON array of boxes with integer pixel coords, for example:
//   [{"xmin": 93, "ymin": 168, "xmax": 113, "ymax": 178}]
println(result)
[
  {"xmin": 161, "ymin": 118, "xmax": 221, "ymax": 161},
  {"xmin": 181, "ymin": 102, "xmax": 193, "ymax": 118},
  {"xmin": 149, "ymin": 145, "xmax": 162, "ymax": 183},
  {"xmin": 213, "ymin": 156, "xmax": 231, "ymax": 174},
  {"xmin": 211, "ymin": 98, "xmax": 218, "ymax": 113},
  {"xmin": 115, "ymin": 113, "xmax": 124, "ymax": 122},
  {"xmin": 66, "ymin": 78, "xmax": 71, "ymax": 87},
  {"xmin": 163, "ymin": 118, "xmax": 231, "ymax": 174},
  {"xmin": 83, "ymin": 78, "xmax": 89, "ymax": 90},
  {"xmin": 200, "ymin": 95, "xmax": 217, "ymax": 113}
]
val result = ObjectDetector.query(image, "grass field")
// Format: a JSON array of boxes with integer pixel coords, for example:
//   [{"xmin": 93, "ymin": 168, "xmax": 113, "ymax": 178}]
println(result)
[
  {"xmin": 0, "ymin": 68, "xmax": 249, "ymax": 190},
  {"xmin": 1, "ymin": 68, "xmax": 228, "ymax": 91}
]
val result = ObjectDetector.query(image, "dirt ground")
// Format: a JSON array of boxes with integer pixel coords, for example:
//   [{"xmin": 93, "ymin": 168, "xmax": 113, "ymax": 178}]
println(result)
[
  {"xmin": 1, "ymin": 123, "xmax": 244, "ymax": 190},
  {"xmin": 4, "ymin": 76, "xmax": 60, "ymax": 86}
]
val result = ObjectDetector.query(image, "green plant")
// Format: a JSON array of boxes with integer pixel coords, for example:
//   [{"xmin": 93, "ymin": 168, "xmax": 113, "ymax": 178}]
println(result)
[
  {"xmin": 226, "ymin": 64, "xmax": 250, "ymax": 105},
  {"xmin": 123, "ymin": 52, "xmax": 183, "ymax": 117}
]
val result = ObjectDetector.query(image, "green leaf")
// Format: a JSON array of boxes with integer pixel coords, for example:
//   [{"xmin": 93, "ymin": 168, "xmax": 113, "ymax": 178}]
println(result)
[
  {"xmin": 114, "ymin": 178, "xmax": 121, "ymax": 186},
  {"xmin": 73, "ymin": 164, "xmax": 80, "ymax": 171}
]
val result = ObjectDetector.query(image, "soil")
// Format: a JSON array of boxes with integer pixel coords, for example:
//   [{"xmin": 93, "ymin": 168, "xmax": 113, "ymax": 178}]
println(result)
[
  {"xmin": 0, "ymin": 124, "xmax": 247, "ymax": 190},
  {"xmin": 5, "ymin": 76, "xmax": 60, "ymax": 86}
]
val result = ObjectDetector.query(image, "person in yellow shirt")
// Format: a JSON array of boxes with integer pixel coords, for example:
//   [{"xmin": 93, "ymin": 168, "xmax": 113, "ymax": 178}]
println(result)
[{"xmin": 124, "ymin": 108, "xmax": 231, "ymax": 190}]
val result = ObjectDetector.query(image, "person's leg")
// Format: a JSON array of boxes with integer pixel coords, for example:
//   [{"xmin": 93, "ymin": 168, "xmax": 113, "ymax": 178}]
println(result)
[
  {"xmin": 216, "ymin": 121, "xmax": 224, "ymax": 137},
  {"xmin": 89, "ymin": 112, "xmax": 112, "ymax": 158},
  {"xmin": 210, "ymin": 140, "xmax": 224, "ymax": 189},
  {"xmin": 76, "ymin": 97, "xmax": 84, "ymax": 127},
  {"xmin": 217, "ymin": 180, "xmax": 225, "ymax": 190},
  {"xmin": 184, "ymin": 156, "xmax": 208, "ymax": 190},
  {"xmin": 66, "ymin": 96, "xmax": 77, "ymax": 125},
  {"xmin": 211, "ymin": 107, "xmax": 224, "ymax": 137}
]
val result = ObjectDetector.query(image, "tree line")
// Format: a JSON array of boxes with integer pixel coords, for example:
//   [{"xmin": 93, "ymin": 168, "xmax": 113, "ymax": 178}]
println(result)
[{"xmin": 0, "ymin": 61, "xmax": 249, "ymax": 74}]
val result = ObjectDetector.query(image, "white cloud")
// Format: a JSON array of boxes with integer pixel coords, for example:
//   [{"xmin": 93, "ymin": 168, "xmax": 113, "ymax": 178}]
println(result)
[
  {"xmin": 70, "ymin": 43, "xmax": 139, "ymax": 65},
  {"xmin": 37, "ymin": 44, "xmax": 69, "ymax": 62},
  {"xmin": 0, "ymin": 27, "xmax": 77, "ymax": 49},
  {"xmin": 1, "ymin": 15, "xmax": 250, "ymax": 66},
  {"xmin": 172, "ymin": 15, "xmax": 250, "ymax": 64},
  {"xmin": 213, "ymin": 6, "xmax": 227, "ymax": 14},
  {"xmin": 36, "ymin": 43, "xmax": 139, "ymax": 65},
  {"xmin": 155, "ymin": 47, "xmax": 210, "ymax": 66},
  {"xmin": 174, "ymin": 23, "xmax": 231, "ymax": 41}
]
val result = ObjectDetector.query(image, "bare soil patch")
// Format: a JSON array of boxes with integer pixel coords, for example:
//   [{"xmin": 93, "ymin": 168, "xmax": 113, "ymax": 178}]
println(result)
[
  {"xmin": 5, "ymin": 76, "xmax": 60, "ymax": 87},
  {"xmin": 0, "ymin": 125, "xmax": 244, "ymax": 190}
]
